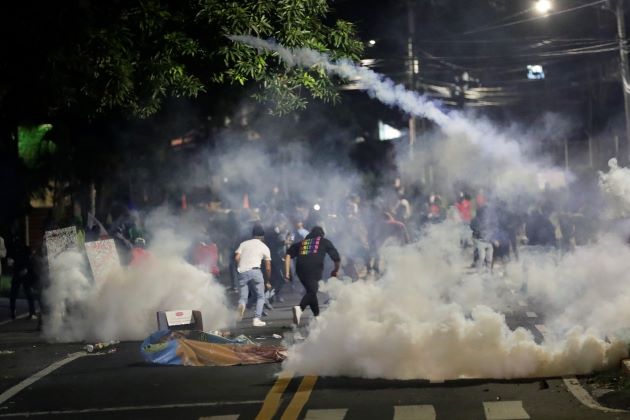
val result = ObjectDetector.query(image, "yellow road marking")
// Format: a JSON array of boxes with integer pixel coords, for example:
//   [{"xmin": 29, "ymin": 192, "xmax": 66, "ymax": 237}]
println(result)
[
  {"xmin": 255, "ymin": 371, "xmax": 294, "ymax": 420},
  {"xmin": 280, "ymin": 376, "xmax": 318, "ymax": 420}
]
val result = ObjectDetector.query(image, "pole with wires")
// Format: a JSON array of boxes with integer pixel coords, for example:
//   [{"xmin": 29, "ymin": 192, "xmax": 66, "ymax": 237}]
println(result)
[
  {"xmin": 407, "ymin": 0, "xmax": 416, "ymax": 159},
  {"xmin": 615, "ymin": 0, "xmax": 630, "ymax": 166}
]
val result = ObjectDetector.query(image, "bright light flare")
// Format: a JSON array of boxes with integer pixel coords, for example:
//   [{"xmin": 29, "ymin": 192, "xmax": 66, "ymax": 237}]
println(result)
[
  {"xmin": 313, "ymin": 203, "xmax": 321, "ymax": 211},
  {"xmin": 534, "ymin": 0, "xmax": 552, "ymax": 14}
]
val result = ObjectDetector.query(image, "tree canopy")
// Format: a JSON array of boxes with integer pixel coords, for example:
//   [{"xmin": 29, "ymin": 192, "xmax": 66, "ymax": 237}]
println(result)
[
  {"xmin": 0, "ymin": 0, "xmax": 363, "ymax": 223},
  {"xmin": 1, "ymin": 0, "xmax": 362, "ymax": 124}
]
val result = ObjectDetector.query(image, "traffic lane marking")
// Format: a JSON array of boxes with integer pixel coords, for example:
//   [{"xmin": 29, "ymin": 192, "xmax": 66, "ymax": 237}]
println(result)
[
  {"xmin": 7, "ymin": 350, "xmax": 277, "ymax": 407},
  {"xmin": 483, "ymin": 400, "xmax": 530, "ymax": 419},
  {"xmin": 255, "ymin": 370, "xmax": 294, "ymax": 420},
  {"xmin": 394, "ymin": 404, "xmax": 436, "ymax": 420},
  {"xmin": 0, "ymin": 400, "xmax": 263, "ymax": 418},
  {"xmin": 0, "ymin": 314, "xmax": 29, "ymax": 326},
  {"xmin": 281, "ymin": 375, "xmax": 318, "ymax": 420},
  {"xmin": 0, "ymin": 351, "xmax": 88, "ymax": 406},
  {"xmin": 562, "ymin": 377, "xmax": 627, "ymax": 413},
  {"xmin": 304, "ymin": 408, "xmax": 348, "ymax": 419}
]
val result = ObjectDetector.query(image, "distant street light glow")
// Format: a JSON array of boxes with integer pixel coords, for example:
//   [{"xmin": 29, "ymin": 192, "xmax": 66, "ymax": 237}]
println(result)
[
  {"xmin": 534, "ymin": 0, "xmax": 552, "ymax": 14},
  {"xmin": 368, "ymin": 39, "xmax": 376, "ymax": 46}
]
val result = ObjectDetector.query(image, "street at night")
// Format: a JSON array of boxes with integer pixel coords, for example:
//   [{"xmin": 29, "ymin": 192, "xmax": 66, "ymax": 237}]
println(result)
[
  {"xmin": 2, "ymin": 284, "xmax": 630, "ymax": 420},
  {"xmin": 3, "ymin": 0, "xmax": 630, "ymax": 419}
]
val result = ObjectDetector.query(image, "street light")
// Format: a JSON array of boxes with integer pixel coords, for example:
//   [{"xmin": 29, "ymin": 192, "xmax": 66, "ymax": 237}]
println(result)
[{"xmin": 534, "ymin": 0, "xmax": 553, "ymax": 14}]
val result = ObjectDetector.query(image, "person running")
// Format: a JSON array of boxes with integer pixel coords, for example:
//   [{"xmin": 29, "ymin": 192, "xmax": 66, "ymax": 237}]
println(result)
[
  {"xmin": 284, "ymin": 226, "xmax": 340, "ymax": 326},
  {"xmin": 234, "ymin": 224, "xmax": 272, "ymax": 327}
]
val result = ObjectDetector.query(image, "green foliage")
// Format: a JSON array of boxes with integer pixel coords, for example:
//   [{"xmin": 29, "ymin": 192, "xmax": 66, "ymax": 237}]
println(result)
[
  {"xmin": 18, "ymin": 124, "xmax": 55, "ymax": 169},
  {"xmin": 199, "ymin": 0, "xmax": 363, "ymax": 114},
  {"xmin": 1, "ymin": 0, "xmax": 363, "ymax": 205},
  {"xmin": 3, "ymin": 0, "xmax": 361, "ymax": 123},
  {"xmin": 66, "ymin": 1, "xmax": 207, "ymax": 119}
]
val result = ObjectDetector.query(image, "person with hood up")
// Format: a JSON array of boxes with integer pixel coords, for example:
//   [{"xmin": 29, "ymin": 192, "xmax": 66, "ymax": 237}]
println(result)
[{"xmin": 285, "ymin": 226, "xmax": 340, "ymax": 326}]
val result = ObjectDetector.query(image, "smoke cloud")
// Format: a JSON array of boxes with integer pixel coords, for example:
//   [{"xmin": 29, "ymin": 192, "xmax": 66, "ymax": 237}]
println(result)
[
  {"xmin": 283, "ymin": 223, "xmax": 627, "ymax": 379},
  {"xmin": 225, "ymin": 36, "xmax": 630, "ymax": 379},
  {"xmin": 43, "ymin": 219, "xmax": 233, "ymax": 343},
  {"xmin": 41, "ymin": 35, "xmax": 630, "ymax": 385}
]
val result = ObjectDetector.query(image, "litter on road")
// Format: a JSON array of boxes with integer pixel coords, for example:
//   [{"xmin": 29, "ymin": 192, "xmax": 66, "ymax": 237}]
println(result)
[{"xmin": 140, "ymin": 330, "xmax": 286, "ymax": 367}]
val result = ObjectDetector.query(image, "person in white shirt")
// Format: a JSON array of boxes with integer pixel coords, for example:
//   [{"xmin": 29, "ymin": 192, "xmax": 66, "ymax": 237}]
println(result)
[{"xmin": 234, "ymin": 224, "xmax": 271, "ymax": 327}]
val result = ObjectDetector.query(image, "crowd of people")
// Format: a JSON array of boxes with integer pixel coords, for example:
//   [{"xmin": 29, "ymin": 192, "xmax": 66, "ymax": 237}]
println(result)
[{"xmin": 0, "ymin": 177, "xmax": 603, "ymax": 326}]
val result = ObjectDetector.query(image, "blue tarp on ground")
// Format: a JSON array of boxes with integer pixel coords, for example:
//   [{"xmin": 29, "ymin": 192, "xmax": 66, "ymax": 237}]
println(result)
[{"xmin": 140, "ymin": 330, "xmax": 286, "ymax": 367}]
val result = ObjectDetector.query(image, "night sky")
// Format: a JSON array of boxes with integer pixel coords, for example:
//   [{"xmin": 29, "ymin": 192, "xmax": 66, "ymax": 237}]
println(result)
[{"xmin": 332, "ymin": 0, "xmax": 624, "ymax": 123}]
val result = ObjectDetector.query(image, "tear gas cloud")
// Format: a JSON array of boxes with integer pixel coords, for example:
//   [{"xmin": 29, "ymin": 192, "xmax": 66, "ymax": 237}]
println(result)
[
  {"xmin": 42, "ymin": 35, "xmax": 630, "ymax": 384},
  {"xmin": 184, "ymin": 133, "xmax": 362, "ymax": 220},
  {"xmin": 284, "ymin": 223, "xmax": 628, "ymax": 379},
  {"xmin": 43, "ymin": 212, "xmax": 233, "ymax": 343},
  {"xmin": 226, "ymin": 37, "xmax": 630, "ymax": 379}
]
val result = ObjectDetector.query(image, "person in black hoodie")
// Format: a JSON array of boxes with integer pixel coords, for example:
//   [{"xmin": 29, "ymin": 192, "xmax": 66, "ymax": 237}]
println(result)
[{"xmin": 285, "ymin": 226, "xmax": 340, "ymax": 326}]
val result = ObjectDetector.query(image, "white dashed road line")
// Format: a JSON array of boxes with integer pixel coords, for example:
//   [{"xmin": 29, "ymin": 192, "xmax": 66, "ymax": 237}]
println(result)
[
  {"xmin": 393, "ymin": 405, "xmax": 436, "ymax": 420},
  {"xmin": 0, "ymin": 351, "xmax": 87, "ymax": 406},
  {"xmin": 0, "ymin": 314, "xmax": 28, "ymax": 326},
  {"xmin": 304, "ymin": 408, "xmax": 348, "ymax": 420},
  {"xmin": 483, "ymin": 400, "xmax": 530, "ymax": 419},
  {"xmin": 0, "ymin": 401, "xmax": 264, "ymax": 418}
]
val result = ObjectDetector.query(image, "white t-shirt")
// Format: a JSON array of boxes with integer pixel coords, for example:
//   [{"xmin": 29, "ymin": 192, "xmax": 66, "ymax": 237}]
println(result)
[{"xmin": 235, "ymin": 238, "xmax": 271, "ymax": 273}]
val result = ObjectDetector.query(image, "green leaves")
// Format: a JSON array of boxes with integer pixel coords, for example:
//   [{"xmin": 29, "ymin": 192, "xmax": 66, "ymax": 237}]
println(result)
[
  {"xmin": 5, "ymin": 0, "xmax": 362, "ymax": 121},
  {"xmin": 198, "ymin": 0, "xmax": 363, "ymax": 115}
]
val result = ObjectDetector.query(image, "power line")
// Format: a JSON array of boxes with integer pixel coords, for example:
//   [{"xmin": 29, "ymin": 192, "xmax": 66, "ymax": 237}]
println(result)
[
  {"xmin": 425, "ymin": 43, "xmax": 617, "ymax": 60},
  {"xmin": 415, "ymin": 37, "xmax": 612, "ymax": 44}
]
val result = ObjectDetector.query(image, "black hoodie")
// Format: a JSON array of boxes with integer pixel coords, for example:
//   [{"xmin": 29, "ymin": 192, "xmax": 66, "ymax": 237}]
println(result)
[{"xmin": 287, "ymin": 226, "xmax": 340, "ymax": 280}]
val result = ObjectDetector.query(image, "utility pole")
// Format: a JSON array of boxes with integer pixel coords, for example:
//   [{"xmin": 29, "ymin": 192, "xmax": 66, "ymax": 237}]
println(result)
[
  {"xmin": 616, "ymin": 0, "xmax": 630, "ymax": 166},
  {"xmin": 407, "ymin": 0, "xmax": 417, "ymax": 159}
]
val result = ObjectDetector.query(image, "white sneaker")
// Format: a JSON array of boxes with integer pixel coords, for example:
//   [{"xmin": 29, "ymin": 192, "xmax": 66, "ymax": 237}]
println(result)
[
  {"xmin": 237, "ymin": 303, "xmax": 245, "ymax": 321},
  {"xmin": 253, "ymin": 318, "xmax": 266, "ymax": 327},
  {"xmin": 292, "ymin": 306, "xmax": 302, "ymax": 326}
]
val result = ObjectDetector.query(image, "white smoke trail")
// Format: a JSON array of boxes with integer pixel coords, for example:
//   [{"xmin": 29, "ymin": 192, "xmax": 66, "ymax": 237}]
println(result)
[{"xmin": 230, "ymin": 35, "xmax": 560, "ymax": 197}]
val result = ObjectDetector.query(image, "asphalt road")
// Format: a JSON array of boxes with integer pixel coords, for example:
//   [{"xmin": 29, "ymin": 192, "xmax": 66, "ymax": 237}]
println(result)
[{"xmin": 0, "ymin": 288, "xmax": 629, "ymax": 420}]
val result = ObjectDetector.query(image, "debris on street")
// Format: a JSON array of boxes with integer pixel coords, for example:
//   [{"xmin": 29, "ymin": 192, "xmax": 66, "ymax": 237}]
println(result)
[{"xmin": 140, "ymin": 330, "xmax": 286, "ymax": 367}]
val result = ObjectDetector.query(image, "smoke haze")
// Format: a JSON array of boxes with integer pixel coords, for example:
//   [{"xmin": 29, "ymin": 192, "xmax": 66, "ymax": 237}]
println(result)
[
  {"xmin": 43, "ymin": 220, "xmax": 233, "ymax": 343},
  {"xmin": 41, "ymin": 36, "xmax": 630, "ymax": 385},
  {"xmin": 226, "ymin": 36, "xmax": 630, "ymax": 379}
]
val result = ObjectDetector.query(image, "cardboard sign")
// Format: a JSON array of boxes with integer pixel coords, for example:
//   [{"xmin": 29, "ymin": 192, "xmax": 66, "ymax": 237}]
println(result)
[
  {"xmin": 85, "ymin": 239, "xmax": 121, "ymax": 284},
  {"xmin": 44, "ymin": 226, "xmax": 78, "ymax": 264},
  {"xmin": 165, "ymin": 310, "xmax": 194, "ymax": 326},
  {"xmin": 157, "ymin": 310, "xmax": 203, "ymax": 331}
]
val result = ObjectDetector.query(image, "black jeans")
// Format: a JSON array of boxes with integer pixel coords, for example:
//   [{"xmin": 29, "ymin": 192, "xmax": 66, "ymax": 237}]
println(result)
[
  {"xmin": 10, "ymin": 274, "xmax": 36, "ymax": 317},
  {"xmin": 298, "ymin": 276, "xmax": 320, "ymax": 316}
]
